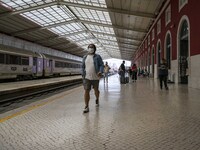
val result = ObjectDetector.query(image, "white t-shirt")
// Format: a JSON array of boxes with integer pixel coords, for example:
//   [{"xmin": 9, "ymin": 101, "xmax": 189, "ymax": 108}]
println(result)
[{"xmin": 85, "ymin": 55, "xmax": 99, "ymax": 80}]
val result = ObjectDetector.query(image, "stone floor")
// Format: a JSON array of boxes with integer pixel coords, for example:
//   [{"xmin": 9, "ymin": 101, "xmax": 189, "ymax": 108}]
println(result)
[{"xmin": 0, "ymin": 75, "xmax": 200, "ymax": 150}]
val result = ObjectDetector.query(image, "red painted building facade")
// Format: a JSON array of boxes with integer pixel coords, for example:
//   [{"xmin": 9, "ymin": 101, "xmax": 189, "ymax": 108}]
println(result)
[{"xmin": 134, "ymin": 0, "xmax": 200, "ymax": 89}]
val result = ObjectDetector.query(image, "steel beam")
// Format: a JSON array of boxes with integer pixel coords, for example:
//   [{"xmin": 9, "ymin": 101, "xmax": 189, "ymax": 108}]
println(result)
[
  {"xmin": 104, "ymin": 43, "xmax": 136, "ymax": 50},
  {"xmin": 11, "ymin": 19, "xmax": 76, "ymax": 36},
  {"xmin": 60, "ymin": 1, "xmax": 155, "ymax": 19},
  {"xmin": 0, "ymin": 1, "xmax": 56, "ymax": 18},
  {"xmin": 65, "ymin": 47, "xmax": 83, "ymax": 52},
  {"xmin": 36, "ymin": 30, "xmax": 142, "ymax": 44},
  {"xmin": 0, "ymin": 1, "xmax": 155, "ymax": 19},
  {"xmin": 79, "ymin": 19, "xmax": 147, "ymax": 33},
  {"xmin": 34, "ymin": 30, "xmax": 87, "ymax": 43},
  {"xmin": 98, "ymin": 38, "xmax": 139, "ymax": 47},
  {"xmin": 92, "ymin": 31, "xmax": 142, "ymax": 41},
  {"xmin": 104, "ymin": 44, "xmax": 136, "ymax": 51},
  {"xmin": 46, "ymin": 41, "xmax": 73, "ymax": 47},
  {"xmin": 11, "ymin": 18, "xmax": 146, "ymax": 36},
  {"xmin": 106, "ymin": 44, "xmax": 137, "ymax": 49}
]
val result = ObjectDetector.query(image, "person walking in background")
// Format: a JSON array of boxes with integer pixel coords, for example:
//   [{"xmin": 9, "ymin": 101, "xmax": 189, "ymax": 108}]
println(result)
[
  {"xmin": 131, "ymin": 63, "xmax": 137, "ymax": 82},
  {"xmin": 82, "ymin": 44, "xmax": 104, "ymax": 113},
  {"xmin": 128, "ymin": 67, "xmax": 132, "ymax": 77},
  {"xmin": 104, "ymin": 62, "xmax": 110, "ymax": 83},
  {"xmin": 119, "ymin": 60, "xmax": 126, "ymax": 84},
  {"xmin": 159, "ymin": 58, "xmax": 169, "ymax": 90}
]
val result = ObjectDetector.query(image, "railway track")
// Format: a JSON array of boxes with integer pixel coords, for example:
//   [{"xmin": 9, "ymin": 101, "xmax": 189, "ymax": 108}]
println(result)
[{"xmin": 0, "ymin": 78, "xmax": 82, "ymax": 105}]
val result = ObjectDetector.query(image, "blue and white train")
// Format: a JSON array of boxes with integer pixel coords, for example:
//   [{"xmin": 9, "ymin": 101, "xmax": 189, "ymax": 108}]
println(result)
[{"xmin": 0, "ymin": 45, "xmax": 82, "ymax": 80}]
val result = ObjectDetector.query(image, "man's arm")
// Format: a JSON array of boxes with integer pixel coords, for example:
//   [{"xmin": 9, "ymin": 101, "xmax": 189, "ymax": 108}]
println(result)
[
  {"xmin": 98, "ymin": 55, "xmax": 104, "ymax": 73},
  {"xmin": 96, "ymin": 55, "xmax": 104, "ymax": 78}
]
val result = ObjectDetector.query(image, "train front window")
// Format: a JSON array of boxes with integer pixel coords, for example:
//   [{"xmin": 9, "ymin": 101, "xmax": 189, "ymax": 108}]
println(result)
[{"xmin": 0, "ymin": 53, "xmax": 5, "ymax": 64}]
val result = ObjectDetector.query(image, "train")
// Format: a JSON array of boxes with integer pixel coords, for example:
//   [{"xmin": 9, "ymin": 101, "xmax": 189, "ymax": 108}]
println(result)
[{"xmin": 0, "ymin": 45, "xmax": 82, "ymax": 80}]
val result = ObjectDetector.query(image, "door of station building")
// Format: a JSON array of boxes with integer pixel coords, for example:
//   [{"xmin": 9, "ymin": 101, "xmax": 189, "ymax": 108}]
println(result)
[{"xmin": 179, "ymin": 20, "xmax": 189, "ymax": 84}]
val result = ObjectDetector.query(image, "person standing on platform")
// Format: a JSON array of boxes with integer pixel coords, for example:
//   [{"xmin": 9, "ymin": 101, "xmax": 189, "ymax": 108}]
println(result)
[
  {"xmin": 128, "ymin": 67, "xmax": 132, "ymax": 77},
  {"xmin": 119, "ymin": 60, "xmax": 126, "ymax": 84},
  {"xmin": 131, "ymin": 63, "xmax": 137, "ymax": 82},
  {"xmin": 104, "ymin": 62, "xmax": 110, "ymax": 83},
  {"xmin": 159, "ymin": 58, "xmax": 169, "ymax": 90},
  {"xmin": 82, "ymin": 44, "xmax": 104, "ymax": 113}
]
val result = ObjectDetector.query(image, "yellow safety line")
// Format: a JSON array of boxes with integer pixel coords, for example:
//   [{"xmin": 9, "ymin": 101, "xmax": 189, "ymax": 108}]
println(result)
[{"xmin": 0, "ymin": 86, "xmax": 82, "ymax": 123}]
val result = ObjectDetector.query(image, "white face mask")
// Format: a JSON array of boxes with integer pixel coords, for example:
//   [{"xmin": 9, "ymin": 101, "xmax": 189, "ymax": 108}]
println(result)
[{"xmin": 88, "ymin": 48, "xmax": 95, "ymax": 54}]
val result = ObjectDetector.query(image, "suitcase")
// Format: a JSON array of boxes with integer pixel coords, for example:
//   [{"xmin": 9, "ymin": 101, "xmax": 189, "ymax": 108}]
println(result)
[{"xmin": 120, "ymin": 76, "xmax": 126, "ymax": 84}]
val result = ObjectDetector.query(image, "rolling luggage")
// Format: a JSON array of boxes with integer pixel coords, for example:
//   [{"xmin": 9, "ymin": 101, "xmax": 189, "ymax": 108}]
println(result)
[{"xmin": 120, "ymin": 76, "xmax": 125, "ymax": 84}]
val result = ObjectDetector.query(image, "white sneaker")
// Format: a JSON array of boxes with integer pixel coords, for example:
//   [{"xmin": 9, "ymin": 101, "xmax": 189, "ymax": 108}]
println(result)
[
  {"xmin": 83, "ymin": 106, "xmax": 89, "ymax": 113},
  {"xmin": 96, "ymin": 99, "xmax": 99, "ymax": 107}
]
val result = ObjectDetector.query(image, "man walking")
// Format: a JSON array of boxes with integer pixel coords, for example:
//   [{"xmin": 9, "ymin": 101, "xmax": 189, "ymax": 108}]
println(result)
[
  {"xmin": 82, "ymin": 44, "xmax": 104, "ymax": 113},
  {"xmin": 159, "ymin": 58, "xmax": 169, "ymax": 90}
]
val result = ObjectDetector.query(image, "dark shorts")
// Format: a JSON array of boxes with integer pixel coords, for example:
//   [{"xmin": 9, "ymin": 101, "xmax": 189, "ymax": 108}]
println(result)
[{"xmin": 83, "ymin": 79, "xmax": 99, "ymax": 90}]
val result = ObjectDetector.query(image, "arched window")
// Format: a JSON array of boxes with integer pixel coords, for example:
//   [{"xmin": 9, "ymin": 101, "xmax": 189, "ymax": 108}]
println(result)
[
  {"xmin": 180, "ymin": 20, "xmax": 188, "ymax": 40},
  {"xmin": 179, "ymin": 20, "xmax": 189, "ymax": 84}
]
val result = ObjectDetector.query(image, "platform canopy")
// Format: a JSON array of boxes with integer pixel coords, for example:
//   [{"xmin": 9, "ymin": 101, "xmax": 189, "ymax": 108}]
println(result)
[{"xmin": 0, "ymin": 0, "xmax": 164, "ymax": 60}]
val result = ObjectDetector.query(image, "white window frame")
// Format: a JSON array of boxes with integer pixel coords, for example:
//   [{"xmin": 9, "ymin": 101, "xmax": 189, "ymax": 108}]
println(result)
[
  {"xmin": 152, "ymin": 28, "xmax": 155, "ymax": 41},
  {"xmin": 157, "ymin": 19, "xmax": 161, "ymax": 35},
  {"xmin": 179, "ymin": 0, "xmax": 188, "ymax": 12},
  {"xmin": 165, "ymin": 5, "xmax": 171, "ymax": 26}
]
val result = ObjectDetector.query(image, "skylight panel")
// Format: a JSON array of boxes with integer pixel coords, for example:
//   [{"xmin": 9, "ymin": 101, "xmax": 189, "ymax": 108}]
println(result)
[
  {"xmin": 1, "ymin": 0, "xmax": 53, "ymax": 10},
  {"xmin": 86, "ymin": 24, "xmax": 114, "ymax": 34},
  {"xmin": 67, "ymin": 33, "xmax": 91, "ymax": 41},
  {"xmin": 105, "ymin": 45, "xmax": 119, "ymax": 49},
  {"xmin": 64, "ymin": 0, "xmax": 107, "ymax": 8},
  {"xmin": 93, "ymin": 34, "xmax": 117, "ymax": 41},
  {"xmin": 78, "ymin": 39, "xmax": 97, "ymax": 45},
  {"xmin": 22, "ymin": 5, "xmax": 75, "ymax": 26},
  {"xmin": 1, "ymin": 0, "xmax": 120, "ymax": 58},
  {"xmin": 49, "ymin": 22, "xmax": 84, "ymax": 35},
  {"xmin": 99, "ymin": 39, "xmax": 116, "ymax": 45},
  {"xmin": 70, "ymin": 7, "xmax": 111, "ymax": 24}
]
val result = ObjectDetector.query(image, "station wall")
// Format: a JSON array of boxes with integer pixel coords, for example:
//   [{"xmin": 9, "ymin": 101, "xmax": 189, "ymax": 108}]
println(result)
[{"xmin": 134, "ymin": 0, "xmax": 200, "ymax": 89}]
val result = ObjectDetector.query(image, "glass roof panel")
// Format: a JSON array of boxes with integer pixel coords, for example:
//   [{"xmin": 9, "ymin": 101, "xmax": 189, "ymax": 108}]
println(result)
[
  {"xmin": 105, "ymin": 45, "xmax": 119, "ymax": 50},
  {"xmin": 67, "ymin": 33, "xmax": 92, "ymax": 41},
  {"xmin": 1, "ymin": 0, "xmax": 53, "ymax": 10},
  {"xmin": 78, "ymin": 39, "xmax": 97, "ymax": 47},
  {"xmin": 70, "ymin": 7, "xmax": 111, "ymax": 24},
  {"xmin": 99, "ymin": 40, "xmax": 118, "ymax": 46},
  {"xmin": 94, "ymin": 34, "xmax": 117, "ymax": 41},
  {"xmin": 21, "ymin": 5, "xmax": 75, "ymax": 26},
  {"xmin": 64, "ymin": 0, "xmax": 107, "ymax": 8},
  {"xmin": 86, "ymin": 24, "xmax": 115, "ymax": 34},
  {"xmin": 1, "ymin": 0, "xmax": 121, "ymax": 58},
  {"xmin": 49, "ymin": 23, "xmax": 85, "ymax": 35}
]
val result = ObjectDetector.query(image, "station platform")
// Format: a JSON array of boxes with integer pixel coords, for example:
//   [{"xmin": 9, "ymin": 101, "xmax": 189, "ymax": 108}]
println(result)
[
  {"xmin": 0, "ymin": 75, "xmax": 200, "ymax": 150},
  {"xmin": 0, "ymin": 75, "xmax": 82, "ymax": 95}
]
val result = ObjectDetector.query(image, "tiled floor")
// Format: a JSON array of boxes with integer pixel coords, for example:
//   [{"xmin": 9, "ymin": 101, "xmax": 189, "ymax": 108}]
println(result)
[{"xmin": 0, "ymin": 75, "xmax": 200, "ymax": 150}]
